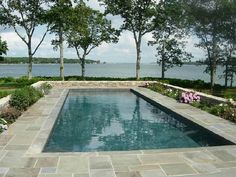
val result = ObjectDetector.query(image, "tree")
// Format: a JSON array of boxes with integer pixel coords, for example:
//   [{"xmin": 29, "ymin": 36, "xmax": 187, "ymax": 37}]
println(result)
[
  {"xmin": 221, "ymin": 1, "xmax": 236, "ymax": 87},
  {"xmin": 0, "ymin": 0, "xmax": 49, "ymax": 79},
  {"xmin": 184, "ymin": 0, "xmax": 234, "ymax": 90},
  {"xmin": 47, "ymin": 0, "xmax": 73, "ymax": 81},
  {"xmin": 225, "ymin": 57, "xmax": 236, "ymax": 87},
  {"xmin": 99, "ymin": 0, "xmax": 156, "ymax": 80},
  {"xmin": 66, "ymin": 3, "xmax": 119, "ymax": 79},
  {"xmin": 222, "ymin": 43, "xmax": 236, "ymax": 87},
  {"xmin": 0, "ymin": 36, "xmax": 8, "ymax": 60},
  {"xmin": 149, "ymin": 0, "xmax": 192, "ymax": 79}
]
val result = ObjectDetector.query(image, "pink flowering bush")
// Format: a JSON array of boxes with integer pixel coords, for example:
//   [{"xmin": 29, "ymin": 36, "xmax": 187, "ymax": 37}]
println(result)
[{"xmin": 180, "ymin": 92, "xmax": 200, "ymax": 104}]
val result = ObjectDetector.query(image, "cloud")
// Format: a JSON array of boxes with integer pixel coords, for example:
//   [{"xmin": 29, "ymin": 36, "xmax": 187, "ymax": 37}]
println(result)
[
  {"xmin": 0, "ymin": 0, "xmax": 205, "ymax": 63},
  {"xmin": 1, "ymin": 32, "xmax": 26, "ymax": 56}
]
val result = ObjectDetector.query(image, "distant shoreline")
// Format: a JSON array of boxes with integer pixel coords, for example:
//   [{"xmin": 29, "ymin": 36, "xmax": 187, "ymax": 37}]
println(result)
[{"xmin": 0, "ymin": 63, "xmax": 206, "ymax": 65}]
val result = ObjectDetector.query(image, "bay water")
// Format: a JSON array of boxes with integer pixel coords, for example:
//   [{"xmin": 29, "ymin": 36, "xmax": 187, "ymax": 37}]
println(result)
[{"xmin": 0, "ymin": 63, "xmax": 235, "ymax": 86}]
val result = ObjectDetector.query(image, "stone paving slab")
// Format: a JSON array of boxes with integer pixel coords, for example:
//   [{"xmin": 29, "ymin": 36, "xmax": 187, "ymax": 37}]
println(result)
[
  {"xmin": 0, "ymin": 85, "xmax": 236, "ymax": 177},
  {"xmin": 160, "ymin": 163, "xmax": 197, "ymax": 176}
]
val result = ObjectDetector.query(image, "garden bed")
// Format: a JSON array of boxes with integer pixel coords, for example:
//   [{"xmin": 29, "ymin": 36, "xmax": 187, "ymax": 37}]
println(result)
[
  {"xmin": 147, "ymin": 82, "xmax": 236, "ymax": 123},
  {"xmin": 0, "ymin": 81, "xmax": 51, "ymax": 133}
]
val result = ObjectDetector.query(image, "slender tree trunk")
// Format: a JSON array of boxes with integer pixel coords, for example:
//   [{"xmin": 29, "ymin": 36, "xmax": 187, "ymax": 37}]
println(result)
[
  {"xmin": 210, "ymin": 36, "xmax": 217, "ymax": 91},
  {"xmin": 161, "ymin": 42, "xmax": 165, "ymax": 79},
  {"xmin": 27, "ymin": 42, "xmax": 33, "ymax": 79},
  {"xmin": 225, "ymin": 58, "xmax": 229, "ymax": 87},
  {"xmin": 59, "ymin": 29, "xmax": 64, "ymax": 81},
  {"xmin": 81, "ymin": 52, "xmax": 86, "ymax": 80},
  {"xmin": 135, "ymin": 39, "xmax": 142, "ymax": 80},
  {"xmin": 230, "ymin": 74, "xmax": 233, "ymax": 88},
  {"xmin": 161, "ymin": 60, "xmax": 165, "ymax": 79},
  {"xmin": 210, "ymin": 60, "xmax": 216, "ymax": 91},
  {"xmin": 81, "ymin": 59, "xmax": 85, "ymax": 80}
]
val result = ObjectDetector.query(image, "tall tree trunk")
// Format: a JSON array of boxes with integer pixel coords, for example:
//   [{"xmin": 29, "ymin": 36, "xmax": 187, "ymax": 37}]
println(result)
[
  {"xmin": 161, "ymin": 59, "xmax": 165, "ymax": 79},
  {"xmin": 27, "ymin": 42, "xmax": 33, "ymax": 79},
  {"xmin": 210, "ymin": 60, "xmax": 216, "ymax": 91},
  {"xmin": 230, "ymin": 74, "xmax": 233, "ymax": 88},
  {"xmin": 81, "ymin": 59, "xmax": 85, "ymax": 80},
  {"xmin": 59, "ymin": 29, "xmax": 64, "ymax": 81},
  {"xmin": 81, "ymin": 52, "xmax": 86, "ymax": 80},
  {"xmin": 210, "ymin": 36, "xmax": 217, "ymax": 91},
  {"xmin": 161, "ymin": 42, "xmax": 165, "ymax": 79},
  {"xmin": 225, "ymin": 58, "xmax": 229, "ymax": 87},
  {"xmin": 136, "ymin": 39, "xmax": 142, "ymax": 80}
]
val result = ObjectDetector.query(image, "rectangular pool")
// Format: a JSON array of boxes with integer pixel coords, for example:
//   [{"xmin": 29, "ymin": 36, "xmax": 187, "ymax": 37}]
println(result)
[{"xmin": 43, "ymin": 89, "xmax": 233, "ymax": 152}]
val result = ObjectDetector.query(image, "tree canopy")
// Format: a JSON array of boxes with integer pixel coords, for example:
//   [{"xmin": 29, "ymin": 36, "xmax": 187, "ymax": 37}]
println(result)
[
  {"xmin": 183, "ymin": 0, "xmax": 236, "ymax": 89},
  {"xmin": 47, "ymin": 0, "xmax": 73, "ymax": 80},
  {"xmin": 0, "ymin": 0, "xmax": 49, "ymax": 79},
  {"xmin": 0, "ymin": 36, "xmax": 8, "ymax": 60},
  {"xmin": 66, "ymin": 2, "xmax": 119, "ymax": 78},
  {"xmin": 99, "ymin": 0, "xmax": 156, "ymax": 79},
  {"xmin": 149, "ymin": 0, "xmax": 192, "ymax": 79}
]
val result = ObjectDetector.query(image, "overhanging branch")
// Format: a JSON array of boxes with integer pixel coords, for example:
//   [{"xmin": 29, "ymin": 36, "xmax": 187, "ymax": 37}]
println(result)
[{"xmin": 32, "ymin": 27, "xmax": 49, "ymax": 56}]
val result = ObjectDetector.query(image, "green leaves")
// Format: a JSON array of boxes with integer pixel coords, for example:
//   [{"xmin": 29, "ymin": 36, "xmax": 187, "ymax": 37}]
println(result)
[
  {"xmin": 64, "ymin": 2, "xmax": 119, "ymax": 77},
  {"xmin": 149, "ymin": 0, "xmax": 192, "ymax": 78},
  {"xmin": 0, "ymin": 36, "xmax": 8, "ymax": 61},
  {"xmin": 99, "ymin": 0, "xmax": 157, "ymax": 79},
  {"xmin": 66, "ymin": 3, "xmax": 119, "ymax": 56},
  {"xmin": 183, "ymin": 0, "xmax": 236, "ymax": 88},
  {"xmin": 100, "ymin": 0, "xmax": 156, "ymax": 35},
  {"xmin": 47, "ymin": 0, "xmax": 73, "ymax": 34}
]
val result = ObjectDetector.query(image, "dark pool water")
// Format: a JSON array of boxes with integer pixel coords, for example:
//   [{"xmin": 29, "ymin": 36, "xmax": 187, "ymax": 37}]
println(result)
[{"xmin": 44, "ymin": 89, "xmax": 233, "ymax": 152}]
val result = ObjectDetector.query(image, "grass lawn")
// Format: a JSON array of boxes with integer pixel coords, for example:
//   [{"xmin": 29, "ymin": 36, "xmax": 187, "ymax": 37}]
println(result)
[
  {"xmin": 0, "ymin": 88, "xmax": 16, "ymax": 99},
  {"xmin": 196, "ymin": 88, "xmax": 236, "ymax": 100}
]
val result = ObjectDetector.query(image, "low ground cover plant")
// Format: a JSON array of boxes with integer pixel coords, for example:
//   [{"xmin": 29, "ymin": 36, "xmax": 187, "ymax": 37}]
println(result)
[{"xmin": 191, "ymin": 102, "xmax": 236, "ymax": 122}]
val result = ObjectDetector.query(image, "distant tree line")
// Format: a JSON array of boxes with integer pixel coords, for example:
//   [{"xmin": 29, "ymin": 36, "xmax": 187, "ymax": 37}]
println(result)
[
  {"xmin": 0, "ymin": 57, "xmax": 100, "ymax": 64},
  {"xmin": 0, "ymin": 0, "xmax": 235, "ymax": 89}
]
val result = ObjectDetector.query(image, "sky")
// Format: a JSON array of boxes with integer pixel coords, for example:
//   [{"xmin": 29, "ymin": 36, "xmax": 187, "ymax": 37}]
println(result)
[{"xmin": 0, "ymin": 0, "xmax": 205, "ymax": 63}]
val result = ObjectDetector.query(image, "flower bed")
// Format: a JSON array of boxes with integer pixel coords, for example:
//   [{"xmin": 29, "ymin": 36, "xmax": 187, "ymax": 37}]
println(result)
[{"xmin": 147, "ymin": 83, "xmax": 236, "ymax": 123}]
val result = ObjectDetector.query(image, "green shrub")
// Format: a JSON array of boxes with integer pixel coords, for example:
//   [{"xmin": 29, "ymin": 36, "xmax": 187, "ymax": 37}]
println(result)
[
  {"xmin": 9, "ymin": 86, "xmax": 43, "ymax": 111},
  {"xmin": 27, "ymin": 86, "xmax": 44, "ymax": 105},
  {"xmin": 1, "ymin": 77, "xmax": 16, "ymax": 83},
  {"xmin": 9, "ymin": 88, "xmax": 30, "ymax": 110},
  {"xmin": 0, "ymin": 107, "xmax": 22, "ymax": 123}
]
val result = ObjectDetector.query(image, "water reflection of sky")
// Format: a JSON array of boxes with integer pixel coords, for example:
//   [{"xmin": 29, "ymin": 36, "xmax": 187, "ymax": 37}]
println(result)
[{"xmin": 44, "ymin": 90, "xmax": 232, "ymax": 152}]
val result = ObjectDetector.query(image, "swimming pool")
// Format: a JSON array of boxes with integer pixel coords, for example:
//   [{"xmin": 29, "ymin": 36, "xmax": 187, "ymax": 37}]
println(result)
[{"xmin": 43, "ymin": 89, "xmax": 233, "ymax": 152}]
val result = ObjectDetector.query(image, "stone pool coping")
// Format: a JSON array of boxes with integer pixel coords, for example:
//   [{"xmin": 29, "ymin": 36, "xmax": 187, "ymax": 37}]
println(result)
[{"xmin": 0, "ymin": 84, "xmax": 236, "ymax": 177}]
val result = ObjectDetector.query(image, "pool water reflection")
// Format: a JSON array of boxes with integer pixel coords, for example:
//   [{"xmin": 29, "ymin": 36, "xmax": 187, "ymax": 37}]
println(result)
[{"xmin": 44, "ymin": 89, "xmax": 232, "ymax": 152}]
